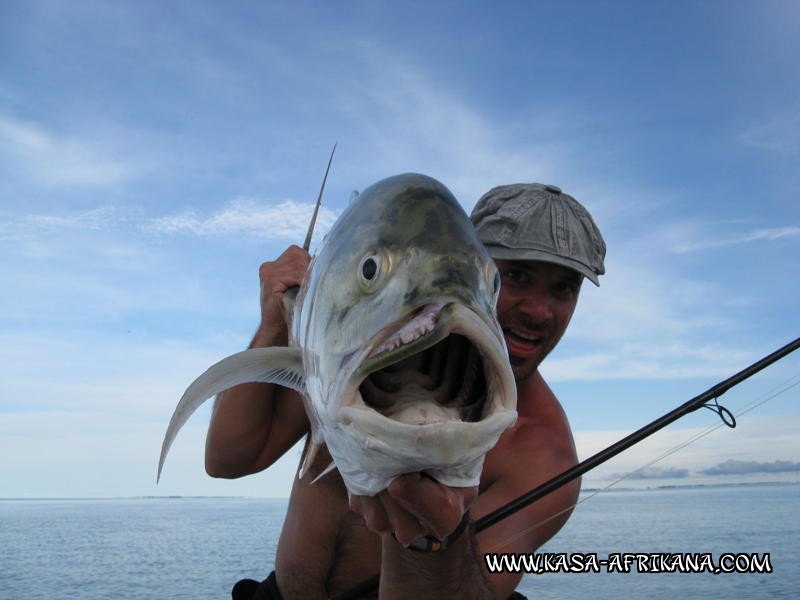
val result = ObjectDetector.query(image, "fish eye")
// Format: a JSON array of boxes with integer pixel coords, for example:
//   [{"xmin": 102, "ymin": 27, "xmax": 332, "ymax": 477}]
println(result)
[
  {"xmin": 485, "ymin": 263, "xmax": 501, "ymax": 297},
  {"xmin": 359, "ymin": 255, "xmax": 381, "ymax": 284}
]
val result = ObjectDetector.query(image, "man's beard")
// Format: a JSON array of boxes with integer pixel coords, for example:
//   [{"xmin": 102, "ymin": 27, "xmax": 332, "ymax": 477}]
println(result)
[{"xmin": 509, "ymin": 352, "xmax": 546, "ymax": 382}]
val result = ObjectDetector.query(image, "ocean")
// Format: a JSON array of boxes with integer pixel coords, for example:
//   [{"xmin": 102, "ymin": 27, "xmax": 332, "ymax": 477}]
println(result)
[{"xmin": 1, "ymin": 483, "xmax": 797, "ymax": 599}]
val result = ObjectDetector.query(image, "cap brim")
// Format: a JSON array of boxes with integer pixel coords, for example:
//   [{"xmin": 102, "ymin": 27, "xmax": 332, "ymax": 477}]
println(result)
[{"xmin": 484, "ymin": 245, "xmax": 600, "ymax": 286}]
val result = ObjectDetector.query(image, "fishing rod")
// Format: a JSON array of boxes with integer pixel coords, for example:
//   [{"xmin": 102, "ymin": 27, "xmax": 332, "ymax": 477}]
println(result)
[{"xmin": 330, "ymin": 336, "xmax": 800, "ymax": 600}]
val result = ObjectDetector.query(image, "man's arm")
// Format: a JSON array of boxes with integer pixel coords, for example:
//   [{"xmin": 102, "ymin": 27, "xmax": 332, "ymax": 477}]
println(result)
[{"xmin": 205, "ymin": 245, "xmax": 311, "ymax": 478}]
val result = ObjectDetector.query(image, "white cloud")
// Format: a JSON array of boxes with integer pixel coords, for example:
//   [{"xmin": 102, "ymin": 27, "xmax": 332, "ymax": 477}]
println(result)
[
  {"xmin": 146, "ymin": 198, "xmax": 338, "ymax": 242},
  {"xmin": 0, "ymin": 206, "xmax": 126, "ymax": 242},
  {"xmin": 739, "ymin": 108, "xmax": 800, "ymax": 155},
  {"xmin": 574, "ymin": 415, "xmax": 800, "ymax": 486},
  {"xmin": 0, "ymin": 115, "xmax": 137, "ymax": 187},
  {"xmin": 321, "ymin": 47, "xmax": 563, "ymax": 204},
  {"xmin": 543, "ymin": 340, "xmax": 752, "ymax": 382},
  {"xmin": 542, "ymin": 253, "xmax": 750, "ymax": 381},
  {"xmin": 0, "ymin": 331, "xmax": 236, "ymax": 415},
  {"xmin": 669, "ymin": 225, "xmax": 800, "ymax": 254},
  {"xmin": 0, "ymin": 407, "xmax": 303, "ymax": 498},
  {"xmin": 2, "ymin": 198, "xmax": 338, "ymax": 246}
]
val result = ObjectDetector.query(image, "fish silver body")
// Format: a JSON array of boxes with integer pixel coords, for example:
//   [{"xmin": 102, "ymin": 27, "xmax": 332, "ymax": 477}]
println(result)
[{"xmin": 158, "ymin": 173, "xmax": 517, "ymax": 496}]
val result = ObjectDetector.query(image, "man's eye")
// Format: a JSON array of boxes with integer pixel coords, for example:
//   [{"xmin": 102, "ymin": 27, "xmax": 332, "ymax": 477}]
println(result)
[
  {"xmin": 553, "ymin": 282, "xmax": 578, "ymax": 299},
  {"xmin": 503, "ymin": 270, "xmax": 527, "ymax": 284}
]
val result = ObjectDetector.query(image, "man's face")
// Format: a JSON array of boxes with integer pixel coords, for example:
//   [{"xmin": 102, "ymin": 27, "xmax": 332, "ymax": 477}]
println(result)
[{"xmin": 494, "ymin": 259, "xmax": 582, "ymax": 382}]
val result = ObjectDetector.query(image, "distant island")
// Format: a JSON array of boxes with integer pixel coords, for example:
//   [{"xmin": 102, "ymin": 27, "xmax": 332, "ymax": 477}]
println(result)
[
  {"xmin": 606, "ymin": 459, "xmax": 800, "ymax": 481},
  {"xmin": 698, "ymin": 459, "xmax": 800, "ymax": 475}
]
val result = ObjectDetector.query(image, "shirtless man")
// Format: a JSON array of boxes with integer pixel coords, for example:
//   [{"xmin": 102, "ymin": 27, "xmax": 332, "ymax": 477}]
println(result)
[{"xmin": 206, "ymin": 183, "xmax": 606, "ymax": 600}]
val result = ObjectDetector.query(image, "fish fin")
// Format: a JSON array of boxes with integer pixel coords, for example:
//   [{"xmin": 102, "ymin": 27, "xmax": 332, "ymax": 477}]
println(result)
[
  {"xmin": 310, "ymin": 461, "xmax": 338, "ymax": 484},
  {"xmin": 298, "ymin": 432, "xmax": 323, "ymax": 481},
  {"xmin": 303, "ymin": 142, "xmax": 336, "ymax": 251},
  {"xmin": 282, "ymin": 286, "xmax": 299, "ymax": 321},
  {"xmin": 157, "ymin": 347, "xmax": 305, "ymax": 482}
]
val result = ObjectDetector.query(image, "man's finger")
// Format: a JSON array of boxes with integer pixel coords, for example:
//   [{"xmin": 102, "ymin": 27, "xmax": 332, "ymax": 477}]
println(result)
[{"xmin": 387, "ymin": 474, "xmax": 477, "ymax": 540}]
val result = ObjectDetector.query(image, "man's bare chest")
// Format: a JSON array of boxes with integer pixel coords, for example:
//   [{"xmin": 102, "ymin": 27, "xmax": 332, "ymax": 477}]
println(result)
[{"xmin": 276, "ymin": 448, "xmax": 382, "ymax": 598}]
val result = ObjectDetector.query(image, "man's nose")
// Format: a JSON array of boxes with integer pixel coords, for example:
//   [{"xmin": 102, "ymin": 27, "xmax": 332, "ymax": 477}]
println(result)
[{"xmin": 517, "ymin": 289, "xmax": 552, "ymax": 322}]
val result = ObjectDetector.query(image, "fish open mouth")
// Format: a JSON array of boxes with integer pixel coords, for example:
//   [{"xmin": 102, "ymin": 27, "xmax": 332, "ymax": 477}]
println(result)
[
  {"xmin": 354, "ymin": 303, "xmax": 496, "ymax": 426},
  {"xmin": 360, "ymin": 333, "xmax": 487, "ymax": 424}
]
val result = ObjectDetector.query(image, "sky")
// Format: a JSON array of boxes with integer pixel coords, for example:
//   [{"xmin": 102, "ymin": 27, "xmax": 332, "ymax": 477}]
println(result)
[{"xmin": 1, "ymin": 0, "xmax": 799, "ymax": 499}]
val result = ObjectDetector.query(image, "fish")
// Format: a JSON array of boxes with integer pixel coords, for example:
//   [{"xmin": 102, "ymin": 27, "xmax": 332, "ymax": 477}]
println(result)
[{"xmin": 157, "ymin": 173, "xmax": 517, "ymax": 496}]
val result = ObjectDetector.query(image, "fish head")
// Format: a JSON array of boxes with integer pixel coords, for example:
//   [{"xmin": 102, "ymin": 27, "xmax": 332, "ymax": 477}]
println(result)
[{"xmin": 294, "ymin": 173, "xmax": 517, "ymax": 496}]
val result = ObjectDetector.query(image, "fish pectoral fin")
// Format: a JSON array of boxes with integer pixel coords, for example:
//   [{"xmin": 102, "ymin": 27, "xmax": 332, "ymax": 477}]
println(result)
[
  {"xmin": 157, "ymin": 347, "xmax": 305, "ymax": 482},
  {"xmin": 281, "ymin": 286, "xmax": 299, "ymax": 323},
  {"xmin": 310, "ymin": 461, "xmax": 338, "ymax": 484},
  {"xmin": 298, "ymin": 433, "xmax": 323, "ymax": 481}
]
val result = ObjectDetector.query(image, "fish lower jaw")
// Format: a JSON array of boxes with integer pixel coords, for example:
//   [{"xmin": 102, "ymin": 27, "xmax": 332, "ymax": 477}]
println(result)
[
  {"xmin": 333, "ymin": 404, "xmax": 518, "ymax": 496},
  {"xmin": 388, "ymin": 403, "xmax": 460, "ymax": 425},
  {"xmin": 337, "ymin": 403, "xmax": 514, "ymax": 437}
]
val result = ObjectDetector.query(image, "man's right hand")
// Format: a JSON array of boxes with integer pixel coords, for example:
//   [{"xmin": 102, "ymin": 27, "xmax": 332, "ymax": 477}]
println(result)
[{"xmin": 255, "ymin": 245, "xmax": 311, "ymax": 346}]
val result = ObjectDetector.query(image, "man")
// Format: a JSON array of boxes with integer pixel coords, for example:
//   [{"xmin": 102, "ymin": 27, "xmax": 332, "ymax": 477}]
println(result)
[{"xmin": 207, "ymin": 183, "xmax": 606, "ymax": 599}]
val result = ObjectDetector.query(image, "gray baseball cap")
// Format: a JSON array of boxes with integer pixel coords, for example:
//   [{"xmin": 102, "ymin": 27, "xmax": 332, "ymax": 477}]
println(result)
[{"xmin": 470, "ymin": 183, "xmax": 606, "ymax": 285}]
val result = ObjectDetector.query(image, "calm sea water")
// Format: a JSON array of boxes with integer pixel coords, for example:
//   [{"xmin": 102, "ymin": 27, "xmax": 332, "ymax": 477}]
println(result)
[
  {"xmin": 1, "ymin": 483, "xmax": 797, "ymax": 599},
  {"xmin": 524, "ymin": 483, "xmax": 798, "ymax": 599}
]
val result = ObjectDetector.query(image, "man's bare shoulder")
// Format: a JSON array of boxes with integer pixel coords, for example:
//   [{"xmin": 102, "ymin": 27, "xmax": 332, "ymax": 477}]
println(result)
[
  {"xmin": 516, "ymin": 371, "xmax": 570, "ymax": 426},
  {"xmin": 484, "ymin": 371, "xmax": 575, "ymax": 474},
  {"xmin": 478, "ymin": 370, "xmax": 577, "ymax": 515}
]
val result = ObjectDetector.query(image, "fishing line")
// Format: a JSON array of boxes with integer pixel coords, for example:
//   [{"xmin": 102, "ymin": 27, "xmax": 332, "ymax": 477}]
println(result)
[
  {"xmin": 486, "ymin": 368, "xmax": 800, "ymax": 553},
  {"xmin": 726, "ymin": 371, "xmax": 800, "ymax": 419}
]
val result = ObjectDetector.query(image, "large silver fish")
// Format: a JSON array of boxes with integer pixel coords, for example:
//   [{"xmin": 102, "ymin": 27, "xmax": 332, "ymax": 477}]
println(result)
[{"xmin": 158, "ymin": 173, "xmax": 517, "ymax": 496}]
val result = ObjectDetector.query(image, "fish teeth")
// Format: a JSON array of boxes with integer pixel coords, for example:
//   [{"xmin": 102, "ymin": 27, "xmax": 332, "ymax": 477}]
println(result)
[{"xmin": 373, "ymin": 304, "xmax": 441, "ymax": 357}]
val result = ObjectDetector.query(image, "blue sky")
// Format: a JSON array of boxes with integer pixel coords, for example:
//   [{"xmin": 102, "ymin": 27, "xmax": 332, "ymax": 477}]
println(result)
[{"xmin": 1, "ymin": 0, "xmax": 798, "ymax": 498}]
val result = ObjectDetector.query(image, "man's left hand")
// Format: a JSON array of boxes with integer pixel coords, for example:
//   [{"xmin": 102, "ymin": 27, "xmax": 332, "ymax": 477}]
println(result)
[{"xmin": 349, "ymin": 473, "xmax": 478, "ymax": 546}]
